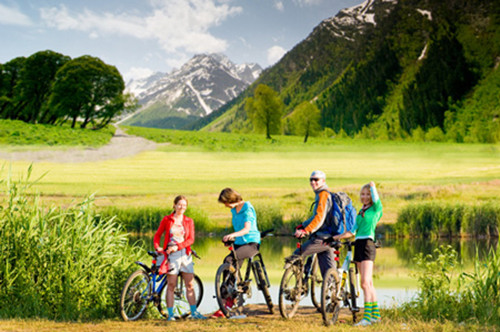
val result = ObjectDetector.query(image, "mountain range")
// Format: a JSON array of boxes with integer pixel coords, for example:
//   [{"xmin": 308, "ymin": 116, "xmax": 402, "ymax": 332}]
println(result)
[
  {"xmin": 195, "ymin": 0, "xmax": 499, "ymax": 143},
  {"xmin": 122, "ymin": 54, "xmax": 261, "ymax": 129}
]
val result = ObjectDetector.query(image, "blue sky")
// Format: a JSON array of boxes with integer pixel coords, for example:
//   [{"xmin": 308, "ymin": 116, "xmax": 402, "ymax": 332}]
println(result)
[{"xmin": 0, "ymin": 0, "xmax": 361, "ymax": 82}]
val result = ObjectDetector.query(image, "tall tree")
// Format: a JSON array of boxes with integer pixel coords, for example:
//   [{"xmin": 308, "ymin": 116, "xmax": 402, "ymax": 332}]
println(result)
[
  {"xmin": 48, "ymin": 55, "xmax": 129, "ymax": 129},
  {"xmin": 14, "ymin": 50, "xmax": 70, "ymax": 123},
  {"xmin": 290, "ymin": 101, "xmax": 321, "ymax": 143},
  {"xmin": 244, "ymin": 84, "xmax": 284, "ymax": 139},
  {"xmin": 0, "ymin": 57, "xmax": 26, "ymax": 119}
]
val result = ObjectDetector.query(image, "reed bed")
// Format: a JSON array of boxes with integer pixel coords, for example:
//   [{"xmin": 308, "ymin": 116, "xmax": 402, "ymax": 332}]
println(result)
[
  {"xmin": 0, "ymin": 167, "xmax": 142, "ymax": 320},
  {"xmin": 398, "ymin": 245, "xmax": 500, "ymax": 327},
  {"xmin": 393, "ymin": 202, "xmax": 500, "ymax": 237}
]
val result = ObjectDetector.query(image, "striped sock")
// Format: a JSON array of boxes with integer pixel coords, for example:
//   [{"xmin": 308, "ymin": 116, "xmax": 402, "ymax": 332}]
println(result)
[
  {"xmin": 371, "ymin": 302, "xmax": 381, "ymax": 321},
  {"xmin": 362, "ymin": 302, "xmax": 372, "ymax": 321}
]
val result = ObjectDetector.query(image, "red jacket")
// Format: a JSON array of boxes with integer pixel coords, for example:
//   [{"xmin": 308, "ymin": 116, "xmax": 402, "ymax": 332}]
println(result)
[{"xmin": 153, "ymin": 213, "xmax": 195, "ymax": 274}]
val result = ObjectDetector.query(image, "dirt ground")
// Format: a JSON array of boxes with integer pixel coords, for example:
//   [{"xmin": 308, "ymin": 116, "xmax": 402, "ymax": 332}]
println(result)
[{"xmin": 0, "ymin": 127, "xmax": 162, "ymax": 163}]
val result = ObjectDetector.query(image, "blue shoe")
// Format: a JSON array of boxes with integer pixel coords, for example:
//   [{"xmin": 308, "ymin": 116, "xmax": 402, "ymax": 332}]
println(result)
[{"xmin": 190, "ymin": 311, "xmax": 207, "ymax": 320}]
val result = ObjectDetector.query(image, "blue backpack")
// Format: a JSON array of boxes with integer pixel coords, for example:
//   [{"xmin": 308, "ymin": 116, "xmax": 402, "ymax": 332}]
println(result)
[{"xmin": 329, "ymin": 192, "xmax": 357, "ymax": 235}]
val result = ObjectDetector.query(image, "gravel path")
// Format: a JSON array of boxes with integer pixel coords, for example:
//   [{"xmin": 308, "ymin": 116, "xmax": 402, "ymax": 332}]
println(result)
[{"xmin": 0, "ymin": 127, "xmax": 162, "ymax": 163}]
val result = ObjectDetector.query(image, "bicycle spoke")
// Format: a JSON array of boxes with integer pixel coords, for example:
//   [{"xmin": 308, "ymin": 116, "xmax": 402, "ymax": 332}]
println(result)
[{"xmin": 279, "ymin": 266, "xmax": 302, "ymax": 319}]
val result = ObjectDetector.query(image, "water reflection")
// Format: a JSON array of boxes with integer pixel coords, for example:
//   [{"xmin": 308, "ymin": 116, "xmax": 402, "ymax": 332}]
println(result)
[{"xmin": 129, "ymin": 234, "xmax": 497, "ymax": 311}]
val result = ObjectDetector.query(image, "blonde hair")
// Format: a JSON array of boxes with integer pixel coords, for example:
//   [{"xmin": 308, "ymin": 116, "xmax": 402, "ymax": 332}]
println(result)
[
  {"xmin": 360, "ymin": 184, "xmax": 373, "ymax": 204},
  {"xmin": 218, "ymin": 188, "xmax": 242, "ymax": 204}
]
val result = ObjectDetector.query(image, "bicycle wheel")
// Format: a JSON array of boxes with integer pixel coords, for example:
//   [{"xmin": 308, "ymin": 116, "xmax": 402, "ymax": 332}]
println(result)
[
  {"xmin": 309, "ymin": 256, "xmax": 322, "ymax": 311},
  {"xmin": 348, "ymin": 267, "xmax": 358, "ymax": 323},
  {"xmin": 321, "ymin": 268, "xmax": 341, "ymax": 326},
  {"xmin": 120, "ymin": 270, "xmax": 151, "ymax": 321},
  {"xmin": 279, "ymin": 265, "xmax": 303, "ymax": 319},
  {"xmin": 215, "ymin": 263, "xmax": 244, "ymax": 317},
  {"xmin": 253, "ymin": 261, "xmax": 274, "ymax": 314},
  {"xmin": 158, "ymin": 273, "xmax": 204, "ymax": 319}
]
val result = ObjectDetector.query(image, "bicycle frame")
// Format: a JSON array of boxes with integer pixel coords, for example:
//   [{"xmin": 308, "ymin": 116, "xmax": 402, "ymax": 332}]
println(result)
[{"xmin": 332, "ymin": 241, "xmax": 360, "ymax": 308}]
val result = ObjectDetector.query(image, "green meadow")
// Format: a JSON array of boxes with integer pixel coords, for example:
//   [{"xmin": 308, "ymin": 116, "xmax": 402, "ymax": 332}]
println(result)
[{"xmin": 2, "ymin": 127, "xmax": 500, "ymax": 228}]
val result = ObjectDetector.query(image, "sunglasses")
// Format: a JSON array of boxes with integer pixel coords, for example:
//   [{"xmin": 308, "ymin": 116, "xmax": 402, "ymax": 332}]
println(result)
[{"xmin": 310, "ymin": 178, "xmax": 321, "ymax": 182}]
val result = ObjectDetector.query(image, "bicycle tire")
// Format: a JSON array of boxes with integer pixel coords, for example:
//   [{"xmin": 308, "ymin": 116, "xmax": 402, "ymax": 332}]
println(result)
[
  {"xmin": 157, "ymin": 273, "xmax": 204, "ymax": 319},
  {"xmin": 120, "ymin": 270, "xmax": 151, "ymax": 321},
  {"xmin": 214, "ymin": 263, "xmax": 243, "ymax": 318},
  {"xmin": 320, "ymin": 268, "xmax": 341, "ymax": 326},
  {"xmin": 253, "ymin": 261, "xmax": 274, "ymax": 314},
  {"xmin": 279, "ymin": 265, "xmax": 302, "ymax": 319},
  {"xmin": 348, "ymin": 267, "xmax": 358, "ymax": 323},
  {"xmin": 309, "ymin": 256, "xmax": 322, "ymax": 311}
]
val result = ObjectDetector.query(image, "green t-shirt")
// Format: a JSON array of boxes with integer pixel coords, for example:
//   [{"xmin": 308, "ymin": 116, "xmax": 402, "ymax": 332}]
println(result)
[{"xmin": 352, "ymin": 186, "xmax": 383, "ymax": 240}]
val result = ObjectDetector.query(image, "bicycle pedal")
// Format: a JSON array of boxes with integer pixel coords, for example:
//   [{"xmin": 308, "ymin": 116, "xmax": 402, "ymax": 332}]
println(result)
[{"xmin": 352, "ymin": 306, "xmax": 360, "ymax": 312}]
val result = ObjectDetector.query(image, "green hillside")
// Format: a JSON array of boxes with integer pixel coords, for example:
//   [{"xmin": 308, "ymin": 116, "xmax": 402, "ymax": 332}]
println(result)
[{"xmin": 200, "ymin": 0, "xmax": 500, "ymax": 143}]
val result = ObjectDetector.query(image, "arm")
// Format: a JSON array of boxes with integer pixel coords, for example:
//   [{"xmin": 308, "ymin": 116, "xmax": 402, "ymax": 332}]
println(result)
[
  {"xmin": 333, "ymin": 231, "xmax": 355, "ymax": 241},
  {"xmin": 153, "ymin": 217, "xmax": 167, "ymax": 252},
  {"xmin": 223, "ymin": 221, "xmax": 251, "ymax": 242},
  {"xmin": 302, "ymin": 190, "xmax": 329, "ymax": 234},
  {"xmin": 370, "ymin": 181, "xmax": 383, "ymax": 211}
]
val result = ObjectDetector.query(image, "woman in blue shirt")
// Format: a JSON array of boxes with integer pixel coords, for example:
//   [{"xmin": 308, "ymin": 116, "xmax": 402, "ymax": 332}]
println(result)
[
  {"xmin": 218, "ymin": 187, "xmax": 261, "ymax": 268},
  {"xmin": 212, "ymin": 188, "xmax": 261, "ymax": 318}
]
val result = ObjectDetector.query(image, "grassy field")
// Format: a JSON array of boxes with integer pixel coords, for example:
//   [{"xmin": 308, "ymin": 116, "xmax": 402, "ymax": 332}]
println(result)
[{"xmin": 1, "ymin": 127, "xmax": 499, "ymax": 227}]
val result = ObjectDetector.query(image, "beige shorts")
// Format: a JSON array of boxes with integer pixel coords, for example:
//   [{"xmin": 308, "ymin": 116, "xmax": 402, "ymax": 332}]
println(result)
[{"xmin": 167, "ymin": 248, "xmax": 194, "ymax": 275}]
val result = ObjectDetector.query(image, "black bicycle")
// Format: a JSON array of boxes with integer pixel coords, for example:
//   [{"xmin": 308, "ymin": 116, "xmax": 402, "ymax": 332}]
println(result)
[
  {"xmin": 321, "ymin": 240, "xmax": 359, "ymax": 325},
  {"xmin": 120, "ymin": 250, "xmax": 203, "ymax": 321},
  {"xmin": 214, "ymin": 229, "xmax": 274, "ymax": 317},
  {"xmin": 278, "ymin": 238, "xmax": 324, "ymax": 319}
]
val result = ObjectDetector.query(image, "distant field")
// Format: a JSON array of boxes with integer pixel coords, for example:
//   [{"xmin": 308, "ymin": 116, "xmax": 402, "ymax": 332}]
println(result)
[{"xmin": 1, "ymin": 127, "xmax": 499, "ymax": 226}]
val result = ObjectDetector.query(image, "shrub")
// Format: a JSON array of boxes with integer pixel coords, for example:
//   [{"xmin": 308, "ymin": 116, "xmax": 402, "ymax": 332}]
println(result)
[{"xmin": 0, "ymin": 167, "xmax": 142, "ymax": 320}]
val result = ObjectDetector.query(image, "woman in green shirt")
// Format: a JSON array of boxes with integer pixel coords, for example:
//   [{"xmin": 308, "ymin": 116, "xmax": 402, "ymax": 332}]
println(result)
[{"xmin": 333, "ymin": 181, "xmax": 382, "ymax": 326}]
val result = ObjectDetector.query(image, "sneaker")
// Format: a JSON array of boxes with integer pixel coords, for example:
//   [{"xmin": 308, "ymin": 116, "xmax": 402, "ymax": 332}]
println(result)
[
  {"xmin": 211, "ymin": 309, "xmax": 225, "ymax": 318},
  {"xmin": 371, "ymin": 318, "xmax": 381, "ymax": 324},
  {"xmin": 191, "ymin": 311, "xmax": 207, "ymax": 320},
  {"xmin": 354, "ymin": 319, "xmax": 372, "ymax": 327},
  {"xmin": 167, "ymin": 315, "xmax": 176, "ymax": 322}
]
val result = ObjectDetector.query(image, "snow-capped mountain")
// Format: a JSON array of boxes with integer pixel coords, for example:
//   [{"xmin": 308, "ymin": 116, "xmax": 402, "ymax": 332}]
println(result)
[{"xmin": 123, "ymin": 54, "xmax": 262, "ymax": 129}]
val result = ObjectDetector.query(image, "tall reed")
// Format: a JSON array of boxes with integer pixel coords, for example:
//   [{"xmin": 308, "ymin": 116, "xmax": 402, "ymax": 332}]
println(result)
[
  {"xmin": 0, "ymin": 166, "xmax": 142, "ymax": 320},
  {"xmin": 400, "ymin": 245, "xmax": 500, "ymax": 327},
  {"xmin": 394, "ymin": 202, "xmax": 500, "ymax": 237}
]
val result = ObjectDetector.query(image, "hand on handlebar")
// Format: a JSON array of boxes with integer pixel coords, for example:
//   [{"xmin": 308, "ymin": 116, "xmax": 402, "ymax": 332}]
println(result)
[
  {"xmin": 294, "ymin": 229, "xmax": 307, "ymax": 239},
  {"xmin": 222, "ymin": 234, "xmax": 234, "ymax": 243}
]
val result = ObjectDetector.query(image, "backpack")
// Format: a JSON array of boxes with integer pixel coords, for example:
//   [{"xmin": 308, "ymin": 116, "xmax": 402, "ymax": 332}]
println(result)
[{"xmin": 329, "ymin": 192, "xmax": 357, "ymax": 235}]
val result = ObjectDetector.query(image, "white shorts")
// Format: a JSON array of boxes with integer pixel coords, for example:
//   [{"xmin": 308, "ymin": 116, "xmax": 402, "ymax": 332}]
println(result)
[{"xmin": 166, "ymin": 248, "xmax": 194, "ymax": 275}]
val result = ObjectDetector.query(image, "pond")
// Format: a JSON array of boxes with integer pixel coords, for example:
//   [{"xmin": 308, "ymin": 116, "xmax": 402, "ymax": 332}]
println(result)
[{"xmin": 131, "ymin": 234, "xmax": 498, "ymax": 315}]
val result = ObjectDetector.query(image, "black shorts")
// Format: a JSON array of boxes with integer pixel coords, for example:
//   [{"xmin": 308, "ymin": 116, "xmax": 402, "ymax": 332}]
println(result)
[{"xmin": 354, "ymin": 239, "xmax": 376, "ymax": 262}]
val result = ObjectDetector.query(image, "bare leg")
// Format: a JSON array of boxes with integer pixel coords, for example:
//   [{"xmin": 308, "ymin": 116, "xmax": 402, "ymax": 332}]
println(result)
[
  {"xmin": 358, "ymin": 260, "xmax": 377, "ymax": 303},
  {"xmin": 181, "ymin": 272, "xmax": 197, "ymax": 306},
  {"xmin": 166, "ymin": 274, "xmax": 178, "ymax": 308}
]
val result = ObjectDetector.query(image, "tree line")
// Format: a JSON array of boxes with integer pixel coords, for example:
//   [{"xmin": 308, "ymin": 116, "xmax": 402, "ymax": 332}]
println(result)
[{"xmin": 0, "ymin": 50, "xmax": 136, "ymax": 130}]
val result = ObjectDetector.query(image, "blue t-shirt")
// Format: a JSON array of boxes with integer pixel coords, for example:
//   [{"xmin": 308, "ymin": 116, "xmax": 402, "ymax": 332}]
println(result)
[{"xmin": 231, "ymin": 201, "xmax": 260, "ymax": 245}]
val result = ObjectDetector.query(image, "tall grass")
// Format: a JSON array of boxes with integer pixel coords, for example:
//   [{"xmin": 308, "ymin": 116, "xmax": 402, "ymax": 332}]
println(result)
[
  {"xmin": 400, "ymin": 245, "xmax": 500, "ymax": 327},
  {"xmin": 0, "ymin": 166, "xmax": 142, "ymax": 320},
  {"xmin": 394, "ymin": 202, "xmax": 500, "ymax": 237},
  {"xmin": 97, "ymin": 206, "xmax": 214, "ymax": 234},
  {"xmin": 0, "ymin": 119, "xmax": 115, "ymax": 146}
]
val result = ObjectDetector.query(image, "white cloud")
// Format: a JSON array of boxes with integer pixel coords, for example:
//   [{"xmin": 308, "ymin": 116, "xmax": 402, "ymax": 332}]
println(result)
[
  {"xmin": 293, "ymin": 0, "xmax": 323, "ymax": 6},
  {"xmin": 0, "ymin": 4, "xmax": 33, "ymax": 26},
  {"xmin": 274, "ymin": 1, "xmax": 285, "ymax": 11},
  {"xmin": 39, "ymin": 0, "xmax": 242, "ymax": 55},
  {"xmin": 124, "ymin": 66, "xmax": 155, "ymax": 82},
  {"xmin": 267, "ymin": 45, "xmax": 286, "ymax": 65}
]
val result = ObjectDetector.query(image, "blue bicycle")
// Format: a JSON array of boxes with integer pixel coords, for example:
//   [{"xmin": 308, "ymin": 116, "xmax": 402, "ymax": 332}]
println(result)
[{"xmin": 120, "ymin": 250, "xmax": 203, "ymax": 321}]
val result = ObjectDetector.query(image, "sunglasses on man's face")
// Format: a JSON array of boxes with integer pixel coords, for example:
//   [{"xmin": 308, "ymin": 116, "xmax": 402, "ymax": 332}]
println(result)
[{"xmin": 310, "ymin": 178, "xmax": 320, "ymax": 182}]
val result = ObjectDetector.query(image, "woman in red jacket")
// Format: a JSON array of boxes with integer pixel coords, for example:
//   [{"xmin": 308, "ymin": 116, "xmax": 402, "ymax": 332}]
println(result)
[{"xmin": 154, "ymin": 195, "xmax": 206, "ymax": 321}]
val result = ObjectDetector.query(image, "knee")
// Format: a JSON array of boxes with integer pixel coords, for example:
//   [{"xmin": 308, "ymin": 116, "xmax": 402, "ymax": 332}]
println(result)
[{"xmin": 361, "ymin": 280, "xmax": 372, "ymax": 291}]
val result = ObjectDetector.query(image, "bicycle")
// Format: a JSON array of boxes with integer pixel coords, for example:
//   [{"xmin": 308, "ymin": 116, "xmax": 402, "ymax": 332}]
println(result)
[
  {"xmin": 278, "ymin": 237, "xmax": 324, "ymax": 319},
  {"xmin": 320, "ymin": 239, "xmax": 360, "ymax": 325},
  {"xmin": 214, "ymin": 229, "xmax": 274, "ymax": 317},
  {"xmin": 120, "ymin": 250, "xmax": 204, "ymax": 321}
]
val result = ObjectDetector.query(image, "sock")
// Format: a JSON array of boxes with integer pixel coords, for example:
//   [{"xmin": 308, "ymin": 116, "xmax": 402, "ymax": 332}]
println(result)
[
  {"xmin": 167, "ymin": 307, "xmax": 174, "ymax": 317},
  {"xmin": 371, "ymin": 301, "xmax": 381, "ymax": 320},
  {"xmin": 362, "ymin": 302, "xmax": 372, "ymax": 321},
  {"xmin": 190, "ymin": 304, "xmax": 197, "ymax": 313}
]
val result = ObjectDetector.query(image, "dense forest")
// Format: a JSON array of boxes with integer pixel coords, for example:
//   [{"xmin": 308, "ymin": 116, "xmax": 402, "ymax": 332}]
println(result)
[
  {"xmin": 0, "ymin": 50, "xmax": 135, "ymax": 130},
  {"xmin": 199, "ymin": 0, "xmax": 499, "ymax": 143}
]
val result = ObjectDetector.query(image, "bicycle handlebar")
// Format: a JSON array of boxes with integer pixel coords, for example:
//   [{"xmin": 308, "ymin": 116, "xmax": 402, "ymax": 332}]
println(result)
[{"xmin": 221, "ymin": 228, "xmax": 275, "ymax": 246}]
